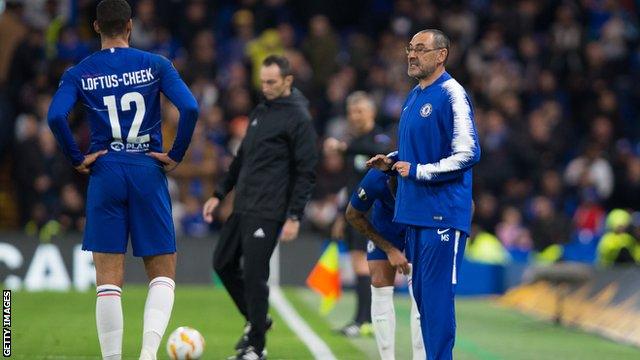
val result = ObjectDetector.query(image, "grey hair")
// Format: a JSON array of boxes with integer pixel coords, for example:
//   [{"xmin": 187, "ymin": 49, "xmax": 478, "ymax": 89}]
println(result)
[
  {"xmin": 346, "ymin": 91, "xmax": 376, "ymax": 111},
  {"xmin": 417, "ymin": 29, "xmax": 450, "ymax": 64}
]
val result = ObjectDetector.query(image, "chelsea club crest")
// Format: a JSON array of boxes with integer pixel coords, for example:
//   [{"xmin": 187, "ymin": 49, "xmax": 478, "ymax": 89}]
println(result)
[{"xmin": 420, "ymin": 103, "xmax": 432, "ymax": 117}]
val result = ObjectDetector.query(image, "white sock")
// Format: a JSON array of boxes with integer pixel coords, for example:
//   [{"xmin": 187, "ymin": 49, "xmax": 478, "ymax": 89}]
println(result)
[
  {"xmin": 371, "ymin": 285, "xmax": 395, "ymax": 360},
  {"xmin": 408, "ymin": 276, "xmax": 425, "ymax": 360},
  {"xmin": 96, "ymin": 284, "xmax": 123, "ymax": 360},
  {"xmin": 141, "ymin": 277, "xmax": 175, "ymax": 359}
]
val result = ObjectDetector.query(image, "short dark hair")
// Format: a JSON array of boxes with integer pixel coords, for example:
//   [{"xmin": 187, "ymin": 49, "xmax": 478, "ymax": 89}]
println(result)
[
  {"xmin": 262, "ymin": 55, "xmax": 292, "ymax": 77},
  {"xmin": 418, "ymin": 29, "xmax": 451, "ymax": 64},
  {"xmin": 96, "ymin": 0, "xmax": 131, "ymax": 38}
]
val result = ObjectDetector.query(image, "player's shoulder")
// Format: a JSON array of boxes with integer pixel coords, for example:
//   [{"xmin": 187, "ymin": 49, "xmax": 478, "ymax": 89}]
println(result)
[{"xmin": 123, "ymin": 47, "xmax": 171, "ymax": 66}]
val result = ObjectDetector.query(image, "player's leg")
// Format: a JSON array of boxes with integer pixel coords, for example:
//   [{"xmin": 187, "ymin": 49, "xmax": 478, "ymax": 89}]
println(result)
[
  {"xmin": 238, "ymin": 215, "xmax": 280, "ymax": 358},
  {"xmin": 94, "ymin": 253, "xmax": 126, "ymax": 360},
  {"xmin": 126, "ymin": 163, "xmax": 178, "ymax": 360},
  {"xmin": 369, "ymin": 253, "xmax": 397, "ymax": 360},
  {"xmin": 84, "ymin": 160, "xmax": 128, "ymax": 360},
  {"xmin": 341, "ymin": 224, "xmax": 372, "ymax": 336},
  {"xmin": 407, "ymin": 271, "xmax": 425, "ymax": 359},
  {"xmin": 412, "ymin": 227, "xmax": 467, "ymax": 360},
  {"xmin": 404, "ymin": 236, "xmax": 425, "ymax": 359},
  {"xmin": 139, "ymin": 253, "xmax": 177, "ymax": 360}
]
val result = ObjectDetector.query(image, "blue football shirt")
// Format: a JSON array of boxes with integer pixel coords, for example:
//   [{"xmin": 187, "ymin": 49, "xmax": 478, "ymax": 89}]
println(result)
[
  {"xmin": 349, "ymin": 169, "xmax": 405, "ymax": 245},
  {"xmin": 48, "ymin": 47, "xmax": 198, "ymax": 167}
]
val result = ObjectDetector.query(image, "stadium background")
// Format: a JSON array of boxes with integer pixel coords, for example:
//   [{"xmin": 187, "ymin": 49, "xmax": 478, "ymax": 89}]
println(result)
[{"xmin": 1, "ymin": 0, "xmax": 640, "ymax": 359}]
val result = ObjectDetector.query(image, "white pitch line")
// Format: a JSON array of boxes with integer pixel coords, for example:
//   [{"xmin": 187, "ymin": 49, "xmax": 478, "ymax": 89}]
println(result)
[{"xmin": 269, "ymin": 245, "xmax": 337, "ymax": 360}]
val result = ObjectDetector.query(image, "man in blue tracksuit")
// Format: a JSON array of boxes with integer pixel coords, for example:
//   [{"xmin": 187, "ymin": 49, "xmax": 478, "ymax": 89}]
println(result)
[{"xmin": 368, "ymin": 29, "xmax": 480, "ymax": 359}]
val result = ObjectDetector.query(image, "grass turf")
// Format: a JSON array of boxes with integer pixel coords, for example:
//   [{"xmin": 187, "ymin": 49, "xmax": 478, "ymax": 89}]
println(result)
[
  {"xmin": 10, "ymin": 285, "xmax": 319, "ymax": 359},
  {"xmin": 288, "ymin": 288, "xmax": 640, "ymax": 360},
  {"xmin": 9, "ymin": 285, "xmax": 640, "ymax": 359}
]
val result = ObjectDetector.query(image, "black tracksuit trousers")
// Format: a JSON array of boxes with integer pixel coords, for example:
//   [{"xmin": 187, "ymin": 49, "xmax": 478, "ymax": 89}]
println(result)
[{"xmin": 213, "ymin": 213, "xmax": 282, "ymax": 353}]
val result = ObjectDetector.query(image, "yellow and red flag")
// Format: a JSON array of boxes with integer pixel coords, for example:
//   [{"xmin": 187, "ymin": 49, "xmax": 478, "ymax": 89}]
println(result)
[{"xmin": 306, "ymin": 241, "xmax": 341, "ymax": 314}]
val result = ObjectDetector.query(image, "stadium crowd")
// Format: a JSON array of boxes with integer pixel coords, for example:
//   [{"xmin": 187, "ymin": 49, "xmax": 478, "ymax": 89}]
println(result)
[{"xmin": 1, "ymin": 0, "xmax": 639, "ymax": 265}]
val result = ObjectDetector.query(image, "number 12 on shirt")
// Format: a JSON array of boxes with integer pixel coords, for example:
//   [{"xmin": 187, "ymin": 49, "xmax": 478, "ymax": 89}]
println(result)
[{"xmin": 103, "ymin": 91, "xmax": 150, "ymax": 144}]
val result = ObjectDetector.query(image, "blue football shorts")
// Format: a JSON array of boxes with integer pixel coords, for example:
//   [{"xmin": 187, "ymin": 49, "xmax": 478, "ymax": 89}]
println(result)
[
  {"xmin": 83, "ymin": 157, "xmax": 175, "ymax": 257},
  {"xmin": 366, "ymin": 230, "xmax": 407, "ymax": 261}
]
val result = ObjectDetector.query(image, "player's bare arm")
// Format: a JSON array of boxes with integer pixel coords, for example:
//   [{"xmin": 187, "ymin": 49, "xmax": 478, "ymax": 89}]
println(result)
[
  {"xmin": 366, "ymin": 154, "xmax": 394, "ymax": 171},
  {"xmin": 345, "ymin": 203, "xmax": 410, "ymax": 274},
  {"xmin": 202, "ymin": 196, "xmax": 221, "ymax": 223}
]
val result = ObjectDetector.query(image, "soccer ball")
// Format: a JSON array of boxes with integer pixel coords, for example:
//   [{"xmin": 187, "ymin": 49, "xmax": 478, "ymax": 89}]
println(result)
[{"xmin": 166, "ymin": 326, "xmax": 205, "ymax": 360}]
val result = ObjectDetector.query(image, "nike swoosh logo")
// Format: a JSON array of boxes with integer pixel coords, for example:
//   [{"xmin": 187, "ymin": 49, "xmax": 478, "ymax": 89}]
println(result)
[{"xmin": 437, "ymin": 228, "xmax": 450, "ymax": 235}]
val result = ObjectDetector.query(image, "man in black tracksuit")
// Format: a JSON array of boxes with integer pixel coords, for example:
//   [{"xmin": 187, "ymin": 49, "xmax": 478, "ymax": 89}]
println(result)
[{"xmin": 202, "ymin": 55, "xmax": 317, "ymax": 360}]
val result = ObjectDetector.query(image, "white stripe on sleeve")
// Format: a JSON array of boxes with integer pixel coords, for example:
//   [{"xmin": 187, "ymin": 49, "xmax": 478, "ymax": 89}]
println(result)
[{"xmin": 416, "ymin": 79, "xmax": 477, "ymax": 181}]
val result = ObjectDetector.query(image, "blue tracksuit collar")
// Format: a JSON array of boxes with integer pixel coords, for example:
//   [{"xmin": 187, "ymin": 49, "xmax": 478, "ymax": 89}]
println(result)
[{"xmin": 415, "ymin": 71, "xmax": 452, "ymax": 91}]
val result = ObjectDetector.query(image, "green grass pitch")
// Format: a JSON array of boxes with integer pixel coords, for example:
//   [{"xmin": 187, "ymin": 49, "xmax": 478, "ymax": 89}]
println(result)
[{"xmin": 9, "ymin": 285, "xmax": 640, "ymax": 359}]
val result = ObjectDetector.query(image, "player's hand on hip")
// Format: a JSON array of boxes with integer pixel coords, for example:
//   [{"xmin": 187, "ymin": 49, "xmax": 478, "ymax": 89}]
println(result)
[
  {"xmin": 202, "ymin": 197, "xmax": 220, "ymax": 223},
  {"xmin": 366, "ymin": 154, "xmax": 393, "ymax": 171},
  {"xmin": 74, "ymin": 149, "xmax": 107, "ymax": 175},
  {"xmin": 392, "ymin": 161, "xmax": 411, "ymax": 177},
  {"xmin": 279, "ymin": 218, "xmax": 300, "ymax": 242},
  {"xmin": 147, "ymin": 152, "xmax": 178, "ymax": 172},
  {"xmin": 387, "ymin": 247, "xmax": 410, "ymax": 275}
]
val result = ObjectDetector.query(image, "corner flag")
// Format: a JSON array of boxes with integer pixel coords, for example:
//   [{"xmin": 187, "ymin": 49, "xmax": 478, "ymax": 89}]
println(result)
[{"xmin": 306, "ymin": 241, "xmax": 341, "ymax": 314}]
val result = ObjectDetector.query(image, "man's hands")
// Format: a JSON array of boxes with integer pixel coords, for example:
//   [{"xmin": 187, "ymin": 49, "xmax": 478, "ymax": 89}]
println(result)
[
  {"xmin": 202, "ymin": 197, "xmax": 221, "ymax": 223},
  {"xmin": 323, "ymin": 137, "xmax": 347, "ymax": 154},
  {"xmin": 392, "ymin": 161, "xmax": 411, "ymax": 178},
  {"xmin": 74, "ymin": 150, "xmax": 107, "ymax": 175},
  {"xmin": 386, "ymin": 247, "xmax": 410, "ymax": 275},
  {"xmin": 279, "ymin": 218, "xmax": 300, "ymax": 242},
  {"xmin": 147, "ymin": 152, "xmax": 179, "ymax": 172},
  {"xmin": 366, "ymin": 155, "xmax": 413, "ymax": 179},
  {"xmin": 366, "ymin": 154, "xmax": 394, "ymax": 172}
]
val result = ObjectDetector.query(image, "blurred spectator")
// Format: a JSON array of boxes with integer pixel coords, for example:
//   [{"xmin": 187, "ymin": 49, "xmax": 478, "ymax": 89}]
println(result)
[
  {"xmin": 130, "ymin": 0, "xmax": 157, "ymax": 51},
  {"xmin": 306, "ymin": 150, "xmax": 345, "ymax": 234},
  {"xmin": 597, "ymin": 209, "xmax": 639, "ymax": 266},
  {"xmin": 466, "ymin": 224, "xmax": 511, "ymax": 265},
  {"xmin": 180, "ymin": 195, "xmax": 209, "ymax": 238},
  {"xmin": 170, "ymin": 123, "xmax": 218, "ymax": 200},
  {"xmin": 55, "ymin": 26, "xmax": 90, "ymax": 63},
  {"xmin": 474, "ymin": 193, "xmax": 500, "ymax": 234},
  {"xmin": 302, "ymin": 15, "xmax": 339, "ymax": 89},
  {"xmin": 58, "ymin": 183, "xmax": 84, "ymax": 232},
  {"xmin": 573, "ymin": 189, "xmax": 606, "ymax": 236},
  {"xmin": 565, "ymin": 143, "xmax": 614, "ymax": 201},
  {"xmin": 246, "ymin": 29, "xmax": 284, "ymax": 89},
  {"xmin": 496, "ymin": 206, "xmax": 532, "ymax": 252},
  {"xmin": 184, "ymin": 30, "xmax": 218, "ymax": 83},
  {"xmin": 529, "ymin": 196, "xmax": 571, "ymax": 253},
  {"xmin": 0, "ymin": 3, "xmax": 28, "ymax": 87}
]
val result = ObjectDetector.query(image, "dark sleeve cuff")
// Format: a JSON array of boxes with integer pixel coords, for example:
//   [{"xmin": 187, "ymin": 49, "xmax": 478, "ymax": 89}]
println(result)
[
  {"xmin": 71, "ymin": 155, "xmax": 85, "ymax": 167},
  {"xmin": 286, "ymin": 211, "xmax": 302, "ymax": 221},
  {"xmin": 167, "ymin": 149, "xmax": 183, "ymax": 163},
  {"xmin": 409, "ymin": 163, "xmax": 417, "ymax": 180},
  {"xmin": 213, "ymin": 190, "xmax": 226, "ymax": 201},
  {"xmin": 383, "ymin": 168, "xmax": 398, "ymax": 176}
]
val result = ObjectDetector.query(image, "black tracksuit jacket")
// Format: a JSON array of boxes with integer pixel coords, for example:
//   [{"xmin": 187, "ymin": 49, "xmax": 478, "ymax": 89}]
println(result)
[{"xmin": 214, "ymin": 88, "xmax": 318, "ymax": 222}]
